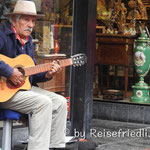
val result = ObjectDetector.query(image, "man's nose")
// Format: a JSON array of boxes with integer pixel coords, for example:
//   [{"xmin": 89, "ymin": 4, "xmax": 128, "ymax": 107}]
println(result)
[{"xmin": 28, "ymin": 20, "xmax": 35, "ymax": 27}]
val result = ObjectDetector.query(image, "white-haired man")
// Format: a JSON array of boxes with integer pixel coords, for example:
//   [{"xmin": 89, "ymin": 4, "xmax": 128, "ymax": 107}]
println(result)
[{"xmin": 0, "ymin": 1, "xmax": 67, "ymax": 150}]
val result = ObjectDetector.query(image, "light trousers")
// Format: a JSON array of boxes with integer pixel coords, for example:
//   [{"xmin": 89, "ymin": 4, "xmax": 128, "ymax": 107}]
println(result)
[{"xmin": 0, "ymin": 86, "xmax": 67, "ymax": 150}]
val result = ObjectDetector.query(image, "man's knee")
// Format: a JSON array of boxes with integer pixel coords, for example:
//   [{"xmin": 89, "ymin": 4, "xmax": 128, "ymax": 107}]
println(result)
[
  {"xmin": 35, "ymin": 94, "xmax": 52, "ymax": 109},
  {"xmin": 58, "ymin": 95, "xmax": 67, "ymax": 108}
]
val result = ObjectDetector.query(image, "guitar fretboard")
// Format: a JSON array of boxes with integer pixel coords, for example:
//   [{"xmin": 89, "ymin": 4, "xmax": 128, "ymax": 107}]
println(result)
[{"xmin": 24, "ymin": 58, "xmax": 72, "ymax": 76}]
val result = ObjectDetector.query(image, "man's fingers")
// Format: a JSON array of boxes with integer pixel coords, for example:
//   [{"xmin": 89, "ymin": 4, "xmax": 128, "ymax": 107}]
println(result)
[
  {"xmin": 51, "ymin": 63, "xmax": 61, "ymax": 73},
  {"xmin": 9, "ymin": 68, "xmax": 24, "ymax": 85}
]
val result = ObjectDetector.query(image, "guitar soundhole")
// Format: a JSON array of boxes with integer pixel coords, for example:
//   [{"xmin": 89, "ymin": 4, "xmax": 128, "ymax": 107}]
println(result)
[
  {"xmin": 17, "ymin": 67, "xmax": 25, "ymax": 76},
  {"xmin": 6, "ymin": 66, "xmax": 25, "ymax": 89}
]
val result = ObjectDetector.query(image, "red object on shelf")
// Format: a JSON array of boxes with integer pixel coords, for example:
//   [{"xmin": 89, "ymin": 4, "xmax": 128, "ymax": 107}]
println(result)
[{"xmin": 54, "ymin": 40, "xmax": 60, "ymax": 54}]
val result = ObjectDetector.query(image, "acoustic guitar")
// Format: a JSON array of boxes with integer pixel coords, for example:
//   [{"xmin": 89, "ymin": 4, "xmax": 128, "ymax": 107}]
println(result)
[{"xmin": 0, "ymin": 53, "xmax": 87, "ymax": 102}]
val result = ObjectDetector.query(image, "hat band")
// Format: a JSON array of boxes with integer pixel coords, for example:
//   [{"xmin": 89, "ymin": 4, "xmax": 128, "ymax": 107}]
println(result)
[{"xmin": 13, "ymin": 11, "xmax": 37, "ymax": 16}]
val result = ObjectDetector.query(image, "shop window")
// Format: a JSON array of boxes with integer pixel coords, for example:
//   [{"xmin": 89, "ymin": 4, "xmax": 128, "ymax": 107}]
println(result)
[
  {"xmin": 32, "ymin": 0, "xmax": 73, "ymax": 100},
  {"xmin": 95, "ymin": 0, "xmax": 150, "ymax": 101}
]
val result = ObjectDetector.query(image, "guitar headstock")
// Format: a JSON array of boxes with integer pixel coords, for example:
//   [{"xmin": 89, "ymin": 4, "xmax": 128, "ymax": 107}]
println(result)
[{"xmin": 71, "ymin": 53, "xmax": 87, "ymax": 67}]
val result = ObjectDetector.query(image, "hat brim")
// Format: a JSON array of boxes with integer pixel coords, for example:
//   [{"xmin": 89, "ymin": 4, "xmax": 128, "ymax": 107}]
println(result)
[{"xmin": 4, "ymin": 12, "xmax": 45, "ymax": 18}]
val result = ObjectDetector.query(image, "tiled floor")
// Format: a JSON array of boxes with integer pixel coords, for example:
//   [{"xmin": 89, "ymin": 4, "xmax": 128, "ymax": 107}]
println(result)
[{"xmin": 1, "ymin": 119, "xmax": 150, "ymax": 150}]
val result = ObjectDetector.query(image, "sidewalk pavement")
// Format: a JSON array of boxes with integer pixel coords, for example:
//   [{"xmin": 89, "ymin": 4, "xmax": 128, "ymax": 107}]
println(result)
[
  {"xmin": 92, "ymin": 119, "xmax": 150, "ymax": 150},
  {"xmin": 1, "ymin": 119, "xmax": 150, "ymax": 150}
]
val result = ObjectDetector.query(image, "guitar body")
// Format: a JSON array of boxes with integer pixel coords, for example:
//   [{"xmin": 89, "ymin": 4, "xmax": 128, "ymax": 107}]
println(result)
[{"xmin": 0, "ymin": 54, "xmax": 35, "ymax": 102}]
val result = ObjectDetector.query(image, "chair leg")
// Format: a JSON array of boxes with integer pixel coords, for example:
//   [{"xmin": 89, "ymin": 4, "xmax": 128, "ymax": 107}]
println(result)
[
  {"xmin": 2, "ymin": 119, "xmax": 13, "ymax": 150},
  {"xmin": 28, "ymin": 114, "xmax": 31, "ymax": 134}
]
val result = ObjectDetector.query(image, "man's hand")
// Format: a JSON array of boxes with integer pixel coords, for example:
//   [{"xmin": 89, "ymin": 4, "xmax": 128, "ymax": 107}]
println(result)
[
  {"xmin": 45, "ymin": 61, "xmax": 61, "ymax": 79},
  {"xmin": 9, "ymin": 68, "xmax": 24, "ymax": 85}
]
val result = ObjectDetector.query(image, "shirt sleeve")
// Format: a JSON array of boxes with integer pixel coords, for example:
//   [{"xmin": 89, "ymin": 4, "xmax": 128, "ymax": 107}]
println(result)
[{"xmin": 0, "ymin": 34, "xmax": 14, "ymax": 78}]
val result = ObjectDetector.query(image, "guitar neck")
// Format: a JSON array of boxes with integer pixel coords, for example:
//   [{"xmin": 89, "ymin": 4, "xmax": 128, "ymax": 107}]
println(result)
[{"xmin": 24, "ymin": 58, "xmax": 72, "ymax": 76}]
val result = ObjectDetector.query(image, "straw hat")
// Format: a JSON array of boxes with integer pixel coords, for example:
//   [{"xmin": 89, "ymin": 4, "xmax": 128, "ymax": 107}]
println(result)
[{"xmin": 5, "ymin": 0, "xmax": 45, "ymax": 18}]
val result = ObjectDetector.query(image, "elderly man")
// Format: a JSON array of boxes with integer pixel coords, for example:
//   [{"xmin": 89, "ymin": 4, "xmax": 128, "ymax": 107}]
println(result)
[{"xmin": 0, "ymin": 1, "xmax": 67, "ymax": 150}]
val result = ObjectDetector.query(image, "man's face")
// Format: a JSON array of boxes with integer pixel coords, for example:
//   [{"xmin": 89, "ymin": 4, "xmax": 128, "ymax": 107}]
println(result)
[{"xmin": 12, "ymin": 15, "xmax": 36, "ymax": 38}]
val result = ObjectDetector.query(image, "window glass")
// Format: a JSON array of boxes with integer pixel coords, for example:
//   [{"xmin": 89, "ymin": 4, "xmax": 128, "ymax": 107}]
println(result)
[
  {"xmin": 96, "ymin": 0, "xmax": 150, "ymax": 35},
  {"xmin": 33, "ymin": 0, "xmax": 73, "ymax": 101}
]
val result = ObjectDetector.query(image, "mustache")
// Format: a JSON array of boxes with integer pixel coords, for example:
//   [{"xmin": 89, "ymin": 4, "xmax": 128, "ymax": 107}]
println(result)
[{"xmin": 24, "ymin": 28, "xmax": 33, "ymax": 32}]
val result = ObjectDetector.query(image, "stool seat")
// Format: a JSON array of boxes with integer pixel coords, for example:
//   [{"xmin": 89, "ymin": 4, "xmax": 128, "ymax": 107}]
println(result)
[
  {"xmin": 0, "ymin": 109, "xmax": 21, "ymax": 120},
  {"xmin": 0, "ymin": 109, "xmax": 21, "ymax": 150}
]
